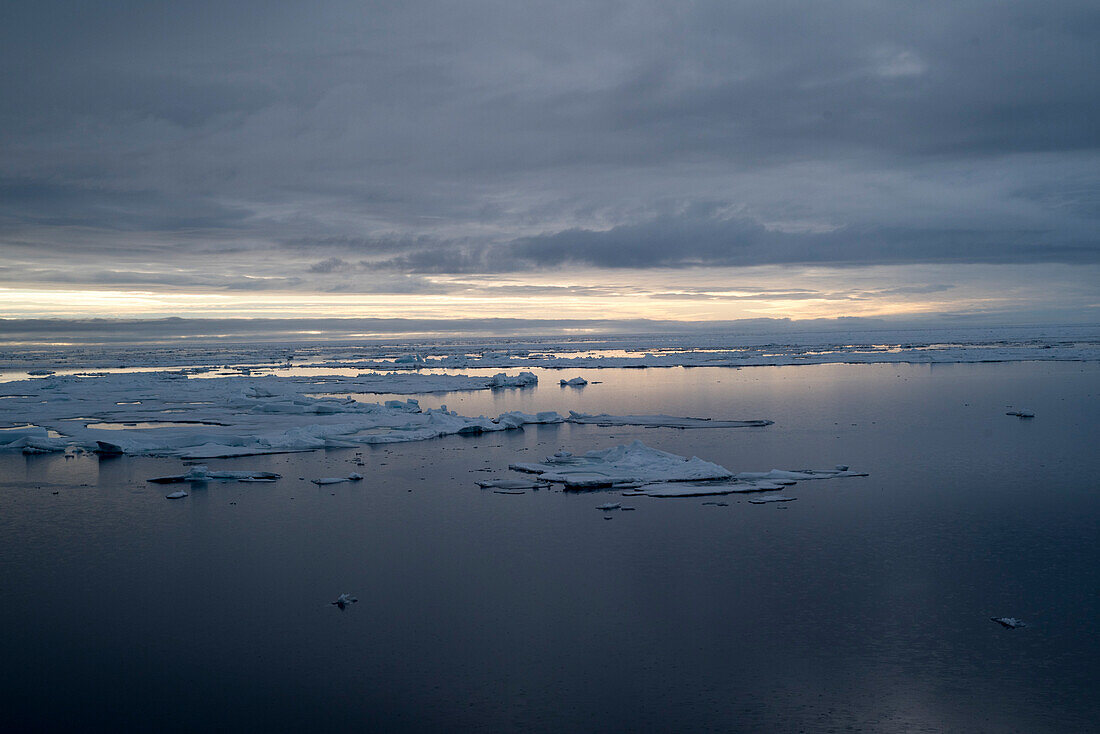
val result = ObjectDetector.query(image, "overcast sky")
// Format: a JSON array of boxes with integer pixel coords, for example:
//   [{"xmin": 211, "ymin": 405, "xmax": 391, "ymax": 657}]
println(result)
[{"xmin": 1, "ymin": 1, "xmax": 1098, "ymax": 326}]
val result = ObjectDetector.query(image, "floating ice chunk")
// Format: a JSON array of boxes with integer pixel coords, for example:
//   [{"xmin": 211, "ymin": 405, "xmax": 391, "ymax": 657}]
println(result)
[
  {"xmin": 331, "ymin": 593, "xmax": 358, "ymax": 609},
  {"xmin": 486, "ymin": 371, "xmax": 538, "ymax": 388},
  {"xmin": 733, "ymin": 468, "xmax": 867, "ymax": 481},
  {"xmin": 596, "ymin": 502, "xmax": 621, "ymax": 510},
  {"xmin": 496, "ymin": 411, "xmax": 566, "ymax": 428},
  {"xmin": 311, "ymin": 474, "xmax": 363, "ymax": 485},
  {"xmin": 493, "ymin": 489, "xmax": 526, "ymax": 495},
  {"xmin": 635, "ymin": 481, "xmax": 785, "ymax": 497},
  {"xmin": 990, "ymin": 617, "xmax": 1026, "ymax": 629},
  {"xmin": 748, "ymin": 496, "xmax": 797, "ymax": 504},
  {"xmin": 509, "ymin": 440, "xmax": 733, "ymax": 488},
  {"xmin": 1006, "ymin": 410, "xmax": 1035, "ymax": 418},
  {"xmin": 567, "ymin": 411, "xmax": 772, "ymax": 429},
  {"xmin": 560, "ymin": 377, "xmax": 588, "ymax": 386},
  {"xmin": 26, "ymin": 369, "xmax": 55, "ymax": 376},
  {"xmin": 476, "ymin": 478, "xmax": 549, "ymax": 490},
  {"xmin": 147, "ymin": 466, "xmax": 282, "ymax": 483},
  {"xmin": 165, "ymin": 490, "xmax": 188, "ymax": 499}
]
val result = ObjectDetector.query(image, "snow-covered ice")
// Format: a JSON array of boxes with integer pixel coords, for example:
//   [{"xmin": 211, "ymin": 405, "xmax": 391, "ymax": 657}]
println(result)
[
  {"xmin": 147, "ymin": 466, "xmax": 282, "ymax": 483},
  {"xmin": 509, "ymin": 440, "xmax": 734, "ymax": 488},
  {"xmin": 0, "ymin": 372, "xmax": 566, "ymax": 457}
]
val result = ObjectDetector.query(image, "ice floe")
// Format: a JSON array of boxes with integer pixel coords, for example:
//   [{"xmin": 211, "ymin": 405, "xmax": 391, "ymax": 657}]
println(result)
[
  {"xmin": 990, "ymin": 617, "xmax": 1026, "ymax": 629},
  {"xmin": 476, "ymin": 478, "xmax": 550, "ymax": 490},
  {"xmin": 165, "ymin": 490, "xmax": 188, "ymax": 499},
  {"xmin": 748, "ymin": 496, "xmax": 797, "ymax": 504},
  {"xmin": 499, "ymin": 440, "xmax": 866, "ymax": 498},
  {"xmin": 568, "ymin": 411, "xmax": 772, "ymax": 429},
  {"xmin": 596, "ymin": 502, "xmax": 621, "ymax": 510},
  {"xmin": 632, "ymin": 482, "xmax": 787, "ymax": 497},
  {"xmin": 733, "ymin": 468, "xmax": 869, "ymax": 481},
  {"xmin": 147, "ymin": 466, "xmax": 282, "ymax": 483},
  {"xmin": 0, "ymin": 371, "xmax": 565, "ymax": 457},
  {"xmin": 509, "ymin": 440, "xmax": 734, "ymax": 489},
  {"xmin": 560, "ymin": 377, "xmax": 588, "ymax": 386},
  {"xmin": 311, "ymin": 474, "xmax": 364, "ymax": 485}
]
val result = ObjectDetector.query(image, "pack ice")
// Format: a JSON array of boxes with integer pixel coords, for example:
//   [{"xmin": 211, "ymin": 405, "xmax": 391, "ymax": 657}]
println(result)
[{"xmin": 0, "ymin": 372, "xmax": 560, "ymax": 458}]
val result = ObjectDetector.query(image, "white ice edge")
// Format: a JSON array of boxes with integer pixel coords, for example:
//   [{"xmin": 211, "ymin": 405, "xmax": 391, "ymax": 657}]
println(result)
[
  {"xmin": 0, "ymin": 372, "xmax": 777, "ymax": 457},
  {"xmin": 506, "ymin": 440, "xmax": 865, "ymax": 494}
]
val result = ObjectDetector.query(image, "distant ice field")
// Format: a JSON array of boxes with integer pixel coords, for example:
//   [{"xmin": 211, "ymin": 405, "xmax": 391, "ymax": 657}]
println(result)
[{"xmin": 0, "ymin": 355, "xmax": 1097, "ymax": 731}]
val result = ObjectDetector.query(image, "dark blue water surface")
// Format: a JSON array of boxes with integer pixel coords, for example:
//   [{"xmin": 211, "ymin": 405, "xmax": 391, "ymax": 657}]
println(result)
[{"xmin": 1, "ymin": 362, "xmax": 1098, "ymax": 732}]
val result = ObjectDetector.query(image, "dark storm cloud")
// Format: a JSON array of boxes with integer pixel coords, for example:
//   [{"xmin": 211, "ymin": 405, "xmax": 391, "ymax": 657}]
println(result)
[{"xmin": 1, "ymin": 0, "xmax": 1099, "ymax": 287}]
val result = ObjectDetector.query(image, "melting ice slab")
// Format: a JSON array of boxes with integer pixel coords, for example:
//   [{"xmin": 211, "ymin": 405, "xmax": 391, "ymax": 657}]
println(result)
[
  {"xmin": 312, "ymin": 473, "xmax": 363, "ymax": 485},
  {"xmin": 991, "ymin": 617, "xmax": 1026, "ymax": 629},
  {"xmin": 148, "ymin": 466, "xmax": 281, "ymax": 483},
  {"xmin": 509, "ymin": 440, "xmax": 734, "ymax": 488},
  {"xmin": 568, "ymin": 411, "xmax": 772, "ymax": 429},
  {"xmin": 0, "ymin": 372, "xmax": 564, "ymax": 457},
  {"xmin": 630, "ymin": 482, "xmax": 787, "ymax": 497}
]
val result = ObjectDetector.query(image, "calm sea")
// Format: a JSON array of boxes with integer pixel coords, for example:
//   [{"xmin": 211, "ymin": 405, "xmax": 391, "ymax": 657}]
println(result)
[{"xmin": 1, "ymin": 362, "xmax": 1097, "ymax": 732}]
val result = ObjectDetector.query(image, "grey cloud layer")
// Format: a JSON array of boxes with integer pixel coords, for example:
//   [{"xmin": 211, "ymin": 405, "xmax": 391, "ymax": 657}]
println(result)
[{"xmin": 1, "ymin": 0, "xmax": 1099, "ymax": 288}]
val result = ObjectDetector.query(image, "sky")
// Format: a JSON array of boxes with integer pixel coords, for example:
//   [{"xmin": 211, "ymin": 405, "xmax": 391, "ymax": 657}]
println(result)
[{"xmin": 1, "ymin": 0, "xmax": 1098, "ymax": 333}]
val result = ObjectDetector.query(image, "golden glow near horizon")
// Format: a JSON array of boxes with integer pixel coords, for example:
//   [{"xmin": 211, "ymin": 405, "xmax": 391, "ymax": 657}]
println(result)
[{"xmin": 1, "ymin": 264, "xmax": 1096, "ymax": 323}]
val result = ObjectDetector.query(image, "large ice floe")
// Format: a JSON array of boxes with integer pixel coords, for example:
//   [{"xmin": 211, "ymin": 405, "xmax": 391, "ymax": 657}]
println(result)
[
  {"xmin": 0, "ymin": 371, "xmax": 557, "ymax": 457},
  {"xmin": 0, "ymin": 371, "xmax": 773, "ymax": 458},
  {"xmin": 505, "ymin": 440, "xmax": 865, "ymax": 495},
  {"xmin": 509, "ymin": 440, "xmax": 734, "ymax": 488}
]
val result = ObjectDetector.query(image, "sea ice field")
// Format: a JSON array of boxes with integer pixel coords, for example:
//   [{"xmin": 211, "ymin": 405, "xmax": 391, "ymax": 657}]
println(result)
[{"xmin": 1, "ymin": 335, "xmax": 1098, "ymax": 732}]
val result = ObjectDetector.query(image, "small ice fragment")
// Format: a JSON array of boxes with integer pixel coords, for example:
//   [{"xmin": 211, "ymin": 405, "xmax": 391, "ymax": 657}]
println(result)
[
  {"xmin": 331, "ymin": 593, "xmax": 359, "ymax": 609},
  {"xmin": 165, "ymin": 490, "xmax": 188, "ymax": 499},
  {"xmin": 560, "ymin": 377, "xmax": 588, "ymax": 386},
  {"xmin": 476, "ymin": 478, "xmax": 548, "ymax": 490},
  {"xmin": 311, "ymin": 475, "xmax": 362, "ymax": 485},
  {"xmin": 348, "ymin": 472, "xmax": 363, "ymax": 481},
  {"xmin": 701, "ymin": 501, "xmax": 729, "ymax": 506},
  {"xmin": 596, "ymin": 502, "xmax": 621, "ymax": 511},
  {"xmin": 835, "ymin": 464, "xmax": 849, "ymax": 472},
  {"xmin": 748, "ymin": 496, "xmax": 797, "ymax": 504},
  {"xmin": 990, "ymin": 617, "xmax": 1026, "ymax": 629},
  {"xmin": 620, "ymin": 506, "xmax": 636, "ymax": 511},
  {"xmin": 493, "ymin": 489, "xmax": 526, "ymax": 495},
  {"xmin": 1006, "ymin": 410, "xmax": 1035, "ymax": 418}
]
